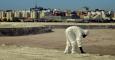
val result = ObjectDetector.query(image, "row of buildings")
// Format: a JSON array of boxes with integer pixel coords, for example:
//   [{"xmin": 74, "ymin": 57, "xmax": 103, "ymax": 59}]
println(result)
[
  {"xmin": 0, "ymin": 9, "xmax": 48, "ymax": 22},
  {"xmin": 0, "ymin": 7, "xmax": 115, "ymax": 22}
]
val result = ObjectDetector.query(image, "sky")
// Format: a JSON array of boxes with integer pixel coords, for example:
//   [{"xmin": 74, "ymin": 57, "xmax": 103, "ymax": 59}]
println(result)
[{"xmin": 0, "ymin": 0, "xmax": 115, "ymax": 10}]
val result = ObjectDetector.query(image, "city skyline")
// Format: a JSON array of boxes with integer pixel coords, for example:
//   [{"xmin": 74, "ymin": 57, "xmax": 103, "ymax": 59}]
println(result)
[{"xmin": 0, "ymin": 0, "xmax": 115, "ymax": 11}]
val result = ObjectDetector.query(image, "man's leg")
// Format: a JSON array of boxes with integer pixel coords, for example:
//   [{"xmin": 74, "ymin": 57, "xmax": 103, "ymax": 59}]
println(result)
[
  {"xmin": 64, "ymin": 32, "xmax": 71, "ymax": 54},
  {"xmin": 71, "ymin": 41, "xmax": 77, "ymax": 54},
  {"xmin": 64, "ymin": 40, "xmax": 71, "ymax": 54}
]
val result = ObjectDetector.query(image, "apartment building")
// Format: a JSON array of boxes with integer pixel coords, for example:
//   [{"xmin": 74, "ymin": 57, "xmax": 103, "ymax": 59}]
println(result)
[
  {"xmin": 0, "ymin": 11, "xmax": 5, "ymax": 20},
  {"xmin": 6, "ymin": 10, "xmax": 14, "ymax": 21},
  {"xmin": 0, "ymin": 9, "xmax": 41, "ymax": 21}
]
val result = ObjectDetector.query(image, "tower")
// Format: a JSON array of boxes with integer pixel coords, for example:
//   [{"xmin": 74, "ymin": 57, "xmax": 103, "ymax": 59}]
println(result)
[{"xmin": 35, "ymin": 0, "xmax": 38, "ymax": 8}]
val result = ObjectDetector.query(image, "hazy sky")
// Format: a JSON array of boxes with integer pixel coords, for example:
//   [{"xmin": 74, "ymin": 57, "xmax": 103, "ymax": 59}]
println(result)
[{"xmin": 0, "ymin": 0, "xmax": 114, "ymax": 10}]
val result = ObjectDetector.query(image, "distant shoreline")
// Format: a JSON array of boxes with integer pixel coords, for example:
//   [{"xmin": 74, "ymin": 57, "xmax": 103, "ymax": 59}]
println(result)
[{"xmin": 0, "ymin": 22, "xmax": 115, "ymax": 29}]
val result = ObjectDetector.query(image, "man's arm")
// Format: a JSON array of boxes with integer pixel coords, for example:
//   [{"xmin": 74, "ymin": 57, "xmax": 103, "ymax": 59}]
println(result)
[
  {"xmin": 79, "ymin": 47, "xmax": 85, "ymax": 53},
  {"xmin": 76, "ymin": 37, "xmax": 85, "ymax": 54}
]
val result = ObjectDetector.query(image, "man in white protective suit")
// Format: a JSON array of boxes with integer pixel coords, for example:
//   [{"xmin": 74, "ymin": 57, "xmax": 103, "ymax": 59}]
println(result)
[{"xmin": 64, "ymin": 26, "xmax": 88, "ymax": 54}]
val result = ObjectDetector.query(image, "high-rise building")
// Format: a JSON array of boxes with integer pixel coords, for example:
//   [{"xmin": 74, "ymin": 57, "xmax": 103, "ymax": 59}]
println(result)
[
  {"xmin": 1, "ymin": 11, "xmax": 6, "ymax": 21},
  {"xmin": 6, "ymin": 10, "xmax": 13, "ymax": 21},
  {"xmin": 21, "ymin": 10, "xmax": 30, "ymax": 18},
  {"xmin": 14, "ymin": 10, "xmax": 22, "ymax": 18},
  {"xmin": 40, "ymin": 10, "xmax": 45, "ymax": 18}
]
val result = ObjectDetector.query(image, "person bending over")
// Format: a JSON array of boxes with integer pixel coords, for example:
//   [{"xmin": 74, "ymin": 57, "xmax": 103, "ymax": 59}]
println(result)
[{"xmin": 64, "ymin": 26, "xmax": 88, "ymax": 54}]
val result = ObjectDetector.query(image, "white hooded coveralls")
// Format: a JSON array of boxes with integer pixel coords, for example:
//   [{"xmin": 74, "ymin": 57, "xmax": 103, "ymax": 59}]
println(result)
[{"xmin": 64, "ymin": 26, "xmax": 88, "ymax": 54}]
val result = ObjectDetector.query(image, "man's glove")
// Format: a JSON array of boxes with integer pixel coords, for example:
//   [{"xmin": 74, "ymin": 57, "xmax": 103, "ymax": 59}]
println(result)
[
  {"xmin": 79, "ymin": 47, "xmax": 86, "ymax": 54},
  {"xmin": 82, "ymin": 34, "xmax": 87, "ymax": 38}
]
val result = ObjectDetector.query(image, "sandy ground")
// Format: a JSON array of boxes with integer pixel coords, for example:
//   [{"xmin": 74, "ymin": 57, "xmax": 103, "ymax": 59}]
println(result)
[
  {"xmin": 0, "ymin": 46, "xmax": 115, "ymax": 60},
  {"xmin": 0, "ymin": 29, "xmax": 115, "ymax": 56}
]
